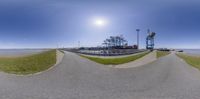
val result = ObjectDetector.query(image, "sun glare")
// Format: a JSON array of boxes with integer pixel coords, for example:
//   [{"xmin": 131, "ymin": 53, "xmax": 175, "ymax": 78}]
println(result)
[{"xmin": 94, "ymin": 19, "xmax": 106, "ymax": 27}]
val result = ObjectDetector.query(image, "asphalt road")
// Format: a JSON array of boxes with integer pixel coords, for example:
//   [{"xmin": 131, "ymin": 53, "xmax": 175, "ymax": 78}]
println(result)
[{"xmin": 0, "ymin": 51, "xmax": 200, "ymax": 99}]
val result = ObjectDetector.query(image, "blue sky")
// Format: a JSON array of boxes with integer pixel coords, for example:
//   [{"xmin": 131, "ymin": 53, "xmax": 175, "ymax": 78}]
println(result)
[{"xmin": 0, "ymin": 0, "xmax": 200, "ymax": 49}]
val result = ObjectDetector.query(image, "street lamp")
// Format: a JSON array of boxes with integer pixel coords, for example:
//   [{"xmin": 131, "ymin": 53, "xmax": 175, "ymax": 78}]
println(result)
[{"xmin": 136, "ymin": 29, "xmax": 140, "ymax": 49}]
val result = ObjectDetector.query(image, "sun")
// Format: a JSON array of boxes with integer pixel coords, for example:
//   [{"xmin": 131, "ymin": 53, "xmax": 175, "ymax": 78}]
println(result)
[{"xmin": 94, "ymin": 19, "xmax": 106, "ymax": 27}]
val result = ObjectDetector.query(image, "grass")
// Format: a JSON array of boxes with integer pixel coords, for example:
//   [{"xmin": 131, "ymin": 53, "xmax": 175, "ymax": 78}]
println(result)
[
  {"xmin": 80, "ymin": 51, "xmax": 150, "ymax": 65},
  {"xmin": 176, "ymin": 53, "xmax": 200, "ymax": 70},
  {"xmin": 0, "ymin": 50, "xmax": 56, "ymax": 75},
  {"xmin": 156, "ymin": 51, "xmax": 171, "ymax": 58}
]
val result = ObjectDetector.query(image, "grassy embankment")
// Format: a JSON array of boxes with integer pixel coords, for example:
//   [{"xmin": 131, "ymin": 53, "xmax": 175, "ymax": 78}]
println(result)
[
  {"xmin": 157, "ymin": 51, "xmax": 171, "ymax": 58},
  {"xmin": 80, "ymin": 51, "xmax": 150, "ymax": 65},
  {"xmin": 177, "ymin": 53, "xmax": 200, "ymax": 70},
  {"xmin": 0, "ymin": 50, "xmax": 56, "ymax": 75}
]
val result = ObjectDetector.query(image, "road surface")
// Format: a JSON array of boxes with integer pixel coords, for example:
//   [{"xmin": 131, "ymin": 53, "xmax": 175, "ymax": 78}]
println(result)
[{"xmin": 0, "ymin": 51, "xmax": 200, "ymax": 99}]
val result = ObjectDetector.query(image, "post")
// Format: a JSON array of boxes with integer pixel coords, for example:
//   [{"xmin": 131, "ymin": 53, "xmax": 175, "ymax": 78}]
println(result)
[
  {"xmin": 78, "ymin": 41, "xmax": 80, "ymax": 48},
  {"xmin": 136, "ymin": 29, "xmax": 140, "ymax": 49}
]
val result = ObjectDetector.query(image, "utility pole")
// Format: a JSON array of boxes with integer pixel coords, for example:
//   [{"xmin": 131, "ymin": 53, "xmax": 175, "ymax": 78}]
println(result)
[
  {"xmin": 136, "ymin": 29, "xmax": 140, "ymax": 49},
  {"xmin": 56, "ymin": 44, "xmax": 59, "ymax": 49},
  {"xmin": 78, "ymin": 41, "xmax": 80, "ymax": 48}
]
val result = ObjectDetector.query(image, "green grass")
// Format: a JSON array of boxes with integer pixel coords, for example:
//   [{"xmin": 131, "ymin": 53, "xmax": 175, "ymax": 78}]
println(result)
[
  {"xmin": 156, "ymin": 51, "xmax": 171, "ymax": 58},
  {"xmin": 80, "ymin": 51, "xmax": 150, "ymax": 65},
  {"xmin": 177, "ymin": 53, "xmax": 200, "ymax": 70},
  {"xmin": 0, "ymin": 50, "xmax": 56, "ymax": 75}
]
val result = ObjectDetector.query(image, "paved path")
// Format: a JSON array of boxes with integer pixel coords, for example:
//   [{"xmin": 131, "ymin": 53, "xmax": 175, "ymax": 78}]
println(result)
[
  {"xmin": 0, "ymin": 51, "xmax": 200, "ymax": 99},
  {"xmin": 115, "ymin": 51, "xmax": 157, "ymax": 68}
]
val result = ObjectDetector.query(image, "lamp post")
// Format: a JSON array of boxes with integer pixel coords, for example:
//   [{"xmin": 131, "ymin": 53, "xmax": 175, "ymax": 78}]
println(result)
[
  {"xmin": 78, "ymin": 41, "xmax": 80, "ymax": 48},
  {"xmin": 136, "ymin": 29, "xmax": 140, "ymax": 49}
]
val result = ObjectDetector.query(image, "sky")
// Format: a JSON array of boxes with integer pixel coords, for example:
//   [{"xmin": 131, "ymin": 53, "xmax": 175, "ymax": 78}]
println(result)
[{"xmin": 0, "ymin": 0, "xmax": 200, "ymax": 49}]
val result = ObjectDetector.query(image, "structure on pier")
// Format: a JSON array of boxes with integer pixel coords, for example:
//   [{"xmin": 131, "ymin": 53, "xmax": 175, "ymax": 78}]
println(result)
[
  {"xmin": 146, "ymin": 29, "xmax": 156, "ymax": 49},
  {"xmin": 102, "ymin": 35, "xmax": 128, "ymax": 48}
]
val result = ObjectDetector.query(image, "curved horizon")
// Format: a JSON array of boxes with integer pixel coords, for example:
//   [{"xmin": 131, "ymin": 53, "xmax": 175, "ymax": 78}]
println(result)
[{"xmin": 0, "ymin": 0, "xmax": 199, "ymax": 49}]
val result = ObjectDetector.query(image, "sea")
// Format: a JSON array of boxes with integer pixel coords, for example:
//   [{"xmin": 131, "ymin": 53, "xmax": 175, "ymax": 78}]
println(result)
[
  {"xmin": 182, "ymin": 49, "xmax": 200, "ymax": 56},
  {"xmin": 0, "ymin": 49, "xmax": 49, "ymax": 57}
]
